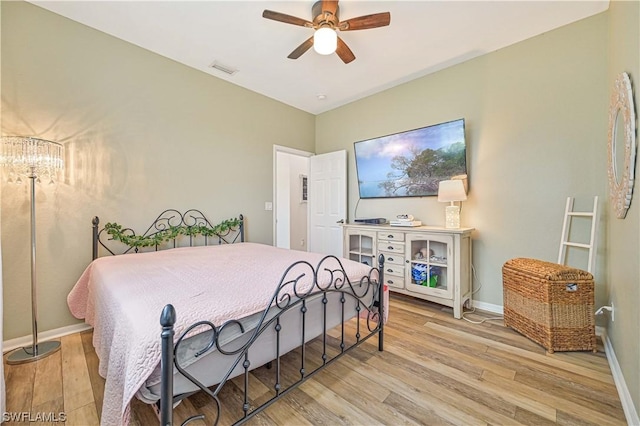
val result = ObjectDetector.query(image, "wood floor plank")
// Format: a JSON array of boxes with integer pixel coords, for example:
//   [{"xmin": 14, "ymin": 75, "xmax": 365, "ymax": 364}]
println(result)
[
  {"xmin": 81, "ymin": 331, "xmax": 105, "ymax": 421},
  {"xmin": 364, "ymin": 346, "xmax": 527, "ymax": 425},
  {"xmin": 365, "ymin": 333, "xmax": 557, "ymax": 422},
  {"xmin": 513, "ymin": 368, "xmax": 624, "ymax": 418},
  {"xmin": 306, "ymin": 340, "xmax": 391, "ymax": 403},
  {"xmin": 308, "ymin": 368, "xmax": 415, "ymax": 425},
  {"xmin": 4, "ymin": 357, "xmax": 36, "ymax": 418},
  {"xmin": 258, "ymin": 394, "xmax": 315, "ymax": 426},
  {"xmin": 3, "ymin": 294, "xmax": 627, "ymax": 426},
  {"xmin": 299, "ymin": 378, "xmax": 381, "ymax": 425},
  {"xmin": 384, "ymin": 325, "xmax": 517, "ymax": 380},
  {"xmin": 65, "ymin": 402, "xmax": 99, "ymax": 426},
  {"xmin": 486, "ymin": 345, "xmax": 617, "ymax": 386},
  {"xmin": 481, "ymin": 369, "xmax": 625, "ymax": 425},
  {"xmin": 32, "ymin": 348, "xmax": 63, "ymax": 408},
  {"xmin": 429, "ymin": 321, "xmax": 615, "ymax": 384},
  {"xmin": 129, "ymin": 397, "xmax": 160, "ymax": 426},
  {"xmin": 230, "ymin": 371, "xmax": 273, "ymax": 402},
  {"xmin": 388, "ymin": 296, "xmax": 437, "ymax": 317},
  {"xmin": 383, "ymin": 391, "xmax": 459, "ymax": 426},
  {"xmin": 426, "ymin": 311, "xmax": 547, "ymax": 353},
  {"xmin": 61, "ymin": 333, "xmax": 95, "ymax": 412},
  {"xmin": 332, "ymin": 350, "xmax": 494, "ymax": 425},
  {"xmin": 29, "ymin": 396, "xmax": 65, "ymax": 426},
  {"xmin": 553, "ymin": 349, "xmax": 610, "ymax": 370}
]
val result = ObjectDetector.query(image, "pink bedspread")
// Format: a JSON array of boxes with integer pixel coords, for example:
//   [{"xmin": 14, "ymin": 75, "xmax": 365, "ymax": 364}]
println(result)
[{"xmin": 67, "ymin": 242, "xmax": 375, "ymax": 425}]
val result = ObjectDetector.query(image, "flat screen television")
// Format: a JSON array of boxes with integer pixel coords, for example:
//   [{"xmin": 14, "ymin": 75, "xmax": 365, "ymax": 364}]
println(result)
[{"xmin": 354, "ymin": 118, "xmax": 467, "ymax": 199}]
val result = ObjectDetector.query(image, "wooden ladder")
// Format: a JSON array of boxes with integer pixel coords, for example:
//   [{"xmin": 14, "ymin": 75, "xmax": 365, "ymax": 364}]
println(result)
[{"xmin": 557, "ymin": 196, "xmax": 598, "ymax": 273}]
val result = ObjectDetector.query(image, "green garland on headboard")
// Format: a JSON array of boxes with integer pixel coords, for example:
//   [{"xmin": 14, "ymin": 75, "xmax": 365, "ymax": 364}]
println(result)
[{"xmin": 103, "ymin": 218, "xmax": 241, "ymax": 248}]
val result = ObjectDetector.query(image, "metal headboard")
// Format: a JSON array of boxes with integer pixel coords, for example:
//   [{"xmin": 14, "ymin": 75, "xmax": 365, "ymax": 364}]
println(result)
[{"xmin": 92, "ymin": 209, "xmax": 244, "ymax": 259}]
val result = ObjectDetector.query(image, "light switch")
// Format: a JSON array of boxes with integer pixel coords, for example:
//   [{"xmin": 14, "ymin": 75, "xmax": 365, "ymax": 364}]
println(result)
[{"xmin": 265, "ymin": 202, "xmax": 273, "ymax": 211}]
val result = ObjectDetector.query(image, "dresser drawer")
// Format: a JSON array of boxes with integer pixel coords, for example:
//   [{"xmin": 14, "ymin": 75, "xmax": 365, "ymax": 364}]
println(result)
[
  {"xmin": 381, "ymin": 263, "xmax": 404, "ymax": 277},
  {"xmin": 379, "ymin": 252, "xmax": 405, "ymax": 266},
  {"xmin": 384, "ymin": 275, "xmax": 405, "ymax": 290},
  {"xmin": 377, "ymin": 231, "xmax": 405, "ymax": 242},
  {"xmin": 378, "ymin": 242, "xmax": 405, "ymax": 253}
]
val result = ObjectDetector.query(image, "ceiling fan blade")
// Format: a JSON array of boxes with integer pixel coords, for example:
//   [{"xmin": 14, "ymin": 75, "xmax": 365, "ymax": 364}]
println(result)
[
  {"xmin": 336, "ymin": 37, "xmax": 355, "ymax": 64},
  {"xmin": 339, "ymin": 12, "xmax": 390, "ymax": 31},
  {"xmin": 287, "ymin": 36, "xmax": 314, "ymax": 59},
  {"xmin": 262, "ymin": 10, "xmax": 313, "ymax": 27}
]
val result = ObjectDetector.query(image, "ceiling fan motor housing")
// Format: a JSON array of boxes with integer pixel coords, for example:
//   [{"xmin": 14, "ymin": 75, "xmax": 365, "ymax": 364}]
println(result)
[{"xmin": 312, "ymin": 1, "xmax": 339, "ymax": 28}]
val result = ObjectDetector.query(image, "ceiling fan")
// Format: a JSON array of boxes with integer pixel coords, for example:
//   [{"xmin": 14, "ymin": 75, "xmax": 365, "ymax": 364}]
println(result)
[{"xmin": 262, "ymin": 0, "xmax": 391, "ymax": 64}]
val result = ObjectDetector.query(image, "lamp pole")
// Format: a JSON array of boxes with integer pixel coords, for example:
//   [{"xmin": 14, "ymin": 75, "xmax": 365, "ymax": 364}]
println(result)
[
  {"xmin": 29, "ymin": 169, "xmax": 39, "ymax": 356},
  {"xmin": 4, "ymin": 137, "xmax": 63, "ymax": 364}
]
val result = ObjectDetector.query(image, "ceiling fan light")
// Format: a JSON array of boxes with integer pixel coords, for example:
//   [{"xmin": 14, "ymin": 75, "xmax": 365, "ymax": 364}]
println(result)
[{"xmin": 313, "ymin": 27, "xmax": 337, "ymax": 55}]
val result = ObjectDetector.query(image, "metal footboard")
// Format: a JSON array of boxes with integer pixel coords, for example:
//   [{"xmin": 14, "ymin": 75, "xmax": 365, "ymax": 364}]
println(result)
[{"xmin": 159, "ymin": 254, "xmax": 385, "ymax": 425}]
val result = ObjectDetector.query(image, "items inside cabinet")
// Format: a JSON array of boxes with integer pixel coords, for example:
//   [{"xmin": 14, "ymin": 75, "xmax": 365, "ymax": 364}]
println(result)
[{"xmin": 409, "ymin": 239, "xmax": 448, "ymax": 291}]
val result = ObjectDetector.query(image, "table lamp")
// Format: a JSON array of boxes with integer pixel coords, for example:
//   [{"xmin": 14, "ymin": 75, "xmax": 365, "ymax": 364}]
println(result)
[{"xmin": 437, "ymin": 179, "xmax": 467, "ymax": 229}]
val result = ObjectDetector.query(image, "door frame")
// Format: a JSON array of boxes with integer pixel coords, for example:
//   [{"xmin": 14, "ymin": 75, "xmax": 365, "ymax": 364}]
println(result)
[{"xmin": 272, "ymin": 145, "xmax": 314, "ymax": 248}]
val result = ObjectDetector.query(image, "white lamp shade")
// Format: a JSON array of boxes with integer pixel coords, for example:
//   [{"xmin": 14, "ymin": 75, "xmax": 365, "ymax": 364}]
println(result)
[
  {"xmin": 313, "ymin": 27, "xmax": 337, "ymax": 55},
  {"xmin": 437, "ymin": 179, "xmax": 467, "ymax": 202}
]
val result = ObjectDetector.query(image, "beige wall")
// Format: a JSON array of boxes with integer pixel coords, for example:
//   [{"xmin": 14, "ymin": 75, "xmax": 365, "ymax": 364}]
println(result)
[
  {"xmin": 2, "ymin": 0, "xmax": 639, "ymax": 417},
  {"xmin": 317, "ymin": 13, "xmax": 609, "ymax": 309},
  {"xmin": 1, "ymin": 1, "xmax": 315, "ymax": 339},
  {"xmin": 606, "ymin": 0, "xmax": 640, "ymax": 417}
]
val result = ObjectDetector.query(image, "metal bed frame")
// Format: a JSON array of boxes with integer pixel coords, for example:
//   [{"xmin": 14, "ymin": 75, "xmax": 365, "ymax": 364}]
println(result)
[
  {"xmin": 91, "ymin": 209, "xmax": 244, "ymax": 259},
  {"xmin": 159, "ymin": 253, "xmax": 385, "ymax": 425},
  {"xmin": 89, "ymin": 209, "xmax": 384, "ymax": 425}
]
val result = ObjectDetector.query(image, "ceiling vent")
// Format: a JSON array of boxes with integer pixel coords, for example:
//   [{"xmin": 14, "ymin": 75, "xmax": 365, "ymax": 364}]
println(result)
[{"xmin": 209, "ymin": 60, "xmax": 238, "ymax": 76}]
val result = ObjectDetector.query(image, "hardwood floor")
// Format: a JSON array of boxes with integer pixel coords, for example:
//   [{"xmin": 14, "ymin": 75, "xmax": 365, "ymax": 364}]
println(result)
[{"xmin": 4, "ymin": 294, "xmax": 626, "ymax": 425}]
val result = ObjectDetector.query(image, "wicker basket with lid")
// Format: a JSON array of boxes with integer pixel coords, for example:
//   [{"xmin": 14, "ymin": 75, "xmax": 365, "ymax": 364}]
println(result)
[{"xmin": 502, "ymin": 258, "xmax": 596, "ymax": 353}]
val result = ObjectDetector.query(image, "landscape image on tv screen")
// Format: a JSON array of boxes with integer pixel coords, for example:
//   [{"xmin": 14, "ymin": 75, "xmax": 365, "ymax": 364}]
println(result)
[{"xmin": 354, "ymin": 119, "xmax": 467, "ymax": 199}]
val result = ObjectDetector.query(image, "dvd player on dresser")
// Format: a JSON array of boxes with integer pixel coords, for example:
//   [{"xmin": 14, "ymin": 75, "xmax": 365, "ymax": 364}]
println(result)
[{"xmin": 353, "ymin": 218, "xmax": 387, "ymax": 224}]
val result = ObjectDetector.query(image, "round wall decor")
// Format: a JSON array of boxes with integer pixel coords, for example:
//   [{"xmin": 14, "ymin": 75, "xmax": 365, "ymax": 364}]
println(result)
[{"xmin": 607, "ymin": 72, "xmax": 637, "ymax": 219}]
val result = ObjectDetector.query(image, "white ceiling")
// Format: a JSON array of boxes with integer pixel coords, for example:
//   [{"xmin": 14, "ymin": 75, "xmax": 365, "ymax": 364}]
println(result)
[{"xmin": 29, "ymin": 0, "xmax": 608, "ymax": 115}]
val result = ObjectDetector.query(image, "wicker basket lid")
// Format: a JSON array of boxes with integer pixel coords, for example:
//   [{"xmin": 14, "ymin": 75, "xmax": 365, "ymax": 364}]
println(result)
[{"xmin": 503, "ymin": 258, "xmax": 593, "ymax": 281}]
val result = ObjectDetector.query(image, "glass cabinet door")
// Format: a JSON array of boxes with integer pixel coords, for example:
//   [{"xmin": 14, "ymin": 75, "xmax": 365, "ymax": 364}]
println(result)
[
  {"xmin": 345, "ymin": 231, "xmax": 377, "ymax": 267},
  {"xmin": 405, "ymin": 233, "xmax": 453, "ymax": 299}
]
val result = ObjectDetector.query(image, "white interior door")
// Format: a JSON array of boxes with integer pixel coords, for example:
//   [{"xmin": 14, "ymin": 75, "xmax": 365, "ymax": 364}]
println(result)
[
  {"xmin": 308, "ymin": 150, "xmax": 347, "ymax": 256},
  {"xmin": 273, "ymin": 145, "xmax": 312, "ymax": 249}
]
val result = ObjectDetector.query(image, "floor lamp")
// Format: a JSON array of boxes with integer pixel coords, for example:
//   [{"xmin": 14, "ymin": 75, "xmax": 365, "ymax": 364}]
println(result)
[{"xmin": 1, "ymin": 136, "xmax": 64, "ymax": 364}]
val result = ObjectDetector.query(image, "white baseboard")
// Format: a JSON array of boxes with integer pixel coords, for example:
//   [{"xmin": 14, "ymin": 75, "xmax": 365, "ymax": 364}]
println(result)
[
  {"xmin": 471, "ymin": 300, "xmax": 503, "ymax": 315},
  {"xmin": 3, "ymin": 323, "xmax": 93, "ymax": 353},
  {"xmin": 599, "ymin": 328, "xmax": 640, "ymax": 426}
]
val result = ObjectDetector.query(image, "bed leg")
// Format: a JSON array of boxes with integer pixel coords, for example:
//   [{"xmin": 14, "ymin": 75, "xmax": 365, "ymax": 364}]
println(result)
[
  {"xmin": 377, "ymin": 254, "xmax": 385, "ymax": 352},
  {"xmin": 160, "ymin": 304, "xmax": 176, "ymax": 426}
]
